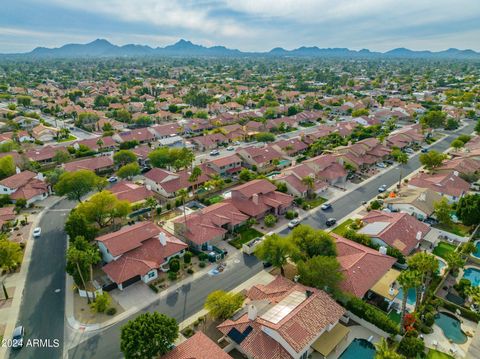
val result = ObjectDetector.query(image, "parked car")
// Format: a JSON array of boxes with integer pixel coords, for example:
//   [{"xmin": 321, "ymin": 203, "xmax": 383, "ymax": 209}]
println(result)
[
  {"xmin": 12, "ymin": 325, "xmax": 25, "ymax": 349},
  {"xmin": 405, "ymin": 148, "xmax": 414, "ymax": 154},
  {"xmin": 210, "ymin": 150, "xmax": 220, "ymax": 156},
  {"xmin": 325, "ymin": 218, "xmax": 337, "ymax": 227},
  {"xmin": 108, "ymin": 176, "xmax": 118, "ymax": 183},
  {"xmin": 226, "ymin": 146, "xmax": 235, "ymax": 151},
  {"xmin": 384, "ymin": 160, "xmax": 394, "ymax": 165},
  {"xmin": 32, "ymin": 227, "xmax": 41, "ymax": 237},
  {"xmin": 320, "ymin": 203, "xmax": 332, "ymax": 210},
  {"xmin": 376, "ymin": 162, "xmax": 386, "ymax": 168},
  {"xmin": 288, "ymin": 219, "xmax": 301, "ymax": 229},
  {"xmin": 141, "ymin": 166, "xmax": 151, "ymax": 174},
  {"xmin": 263, "ymin": 261, "xmax": 272, "ymax": 268},
  {"xmin": 421, "ymin": 147, "xmax": 429, "ymax": 153},
  {"xmin": 378, "ymin": 184, "xmax": 387, "ymax": 193},
  {"xmin": 423, "ymin": 217, "xmax": 439, "ymax": 225}
]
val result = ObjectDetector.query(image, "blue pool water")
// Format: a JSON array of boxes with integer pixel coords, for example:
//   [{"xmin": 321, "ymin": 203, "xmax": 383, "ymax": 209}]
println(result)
[
  {"xmin": 338, "ymin": 338, "xmax": 376, "ymax": 359},
  {"xmin": 435, "ymin": 312, "xmax": 467, "ymax": 344},
  {"xmin": 397, "ymin": 287, "xmax": 416, "ymax": 305},
  {"xmin": 473, "ymin": 241, "xmax": 480, "ymax": 259},
  {"xmin": 437, "ymin": 259, "xmax": 447, "ymax": 273},
  {"xmin": 463, "ymin": 267, "xmax": 480, "ymax": 287}
]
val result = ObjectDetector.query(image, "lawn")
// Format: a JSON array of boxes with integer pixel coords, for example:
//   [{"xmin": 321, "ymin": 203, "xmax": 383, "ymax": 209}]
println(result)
[
  {"xmin": 435, "ymin": 222, "xmax": 471, "ymax": 237},
  {"xmin": 331, "ymin": 219, "xmax": 354, "ymax": 236},
  {"xmin": 426, "ymin": 349, "xmax": 454, "ymax": 359},
  {"xmin": 207, "ymin": 194, "xmax": 224, "ymax": 204},
  {"xmin": 229, "ymin": 227, "xmax": 264, "ymax": 249},
  {"xmin": 387, "ymin": 310, "xmax": 401, "ymax": 324},
  {"xmin": 304, "ymin": 196, "xmax": 327, "ymax": 209},
  {"xmin": 57, "ymin": 134, "xmax": 77, "ymax": 142},
  {"xmin": 433, "ymin": 242, "xmax": 457, "ymax": 259}
]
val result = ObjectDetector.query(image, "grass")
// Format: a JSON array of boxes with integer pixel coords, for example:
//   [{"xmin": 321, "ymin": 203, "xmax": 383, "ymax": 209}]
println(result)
[
  {"xmin": 387, "ymin": 310, "xmax": 401, "ymax": 324},
  {"xmin": 426, "ymin": 349, "xmax": 454, "ymax": 359},
  {"xmin": 435, "ymin": 222, "xmax": 471, "ymax": 237},
  {"xmin": 331, "ymin": 218, "xmax": 354, "ymax": 236},
  {"xmin": 207, "ymin": 194, "xmax": 223, "ymax": 204},
  {"xmin": 304, "ymin": 196, "xmax": 327, "ymax": 209},
  {"xmin": 229, "ymin": 227, "xmax": 264, "ymax": 249},
  {"xmin": 433, "ymin": 242, "xmax": 457, "ymax": 259},
  {"xmin": 57, "ymin": 134, "xmax": 77, "ymax": 142}
]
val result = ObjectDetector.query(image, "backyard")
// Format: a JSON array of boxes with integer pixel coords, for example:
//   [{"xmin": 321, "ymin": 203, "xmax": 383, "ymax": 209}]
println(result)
[
  {"xmin": 433, "ymin": 242, "xmax": 457, "ymax": 259},
  {"xmin": 426, "ymin": 349, "xmax": 454, "ymax": 359},
  {"xmin": 435, "ymin": 222, "xmax": 471, "ymax": 237},
  {"xmin": 229, "ymin": 226, "xmax": 264, "ymax": 249}
]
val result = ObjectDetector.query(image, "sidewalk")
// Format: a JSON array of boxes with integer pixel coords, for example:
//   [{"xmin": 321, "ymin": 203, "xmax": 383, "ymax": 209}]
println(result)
[{"xmin": 0, "ymin": 196, "xmax": 63, "ymax": 359}]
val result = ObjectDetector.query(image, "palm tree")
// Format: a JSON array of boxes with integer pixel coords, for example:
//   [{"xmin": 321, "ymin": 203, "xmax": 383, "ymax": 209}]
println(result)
[
  {"xmin": 395, "ymin": 151, "xmax": 409, "ymax": 188},
  {"xmin": 374, "ymin": 338, "xmax": 404, "ymax": 359},
  {"xmin": 302, "ymin": 176, "xmax": 315, "ymax": 199},
  {"xmin": 407, "ymin": 252, "xmax": 438, "ymax": 306},
  {"xmin": 397, "ymin": 270, "xmax": 421, "ymax": 334},
  {"xmin": 145, "ymin": 196, "xmax": 158, "ymax": 223},
  {"xmin": 445, "ymin": 252, "xmax": 465, "ymax": 275},
  {"xmin": 188, "ymin": 166, "xmax": 202, "ymax": 194},
  {"xmin": 178, "ymin": 189, "xmax": 189, "ymax": 233}
]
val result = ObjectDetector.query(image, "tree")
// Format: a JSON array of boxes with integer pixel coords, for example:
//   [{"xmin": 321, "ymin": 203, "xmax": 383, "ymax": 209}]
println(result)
[
  {"xmin": 301, "ymin": 176, "xmax": 315, "ymax": 199},
  {"xmin": 54, "ymin": 170, "xmax": 102, "ymax": 202},
  {"xmin": 46, "ymin": 167, "xmax": 66, "ymax": 186},
  {"xmin": 0, "ymin": 155, "xmax": 15, "ymax": 180},
  {"xmin": 53, "ymin": 150, "xmax": 71, "ymax": 164},
  {"xmin": 120, "ymin": 312, "xmax": 178, "ymax": 359},
  {"xmin": 434, "ymin": 198, "xmax": 452, "ymax": 226},
  {"xmin": 16, "ymin": 95, "xmax": 32, "ymax": 107},
  {"xmin": 91, "ymin": 292, "xmax": 110, "ymax": 313},
  {"xmin": 76, "ymin": 191, "xmax": 131, "ymax": 228},
  {"xmin": 188, "ymin": 166, "xmax": 202, "ymax": 192},
  {"xmin": 287, "ymin": 106, "xmax": 299, "ymax": 116},
  {"xmin": 297, "ymin": 255, "xmax": 343, "ymax": 292},
  {"xmin": 117, "ymin": 163, "xmax": 140, "ymax": 179},
  {"xmin": 351, "ymin": 108, "xmax": 369, "ymax": 117},
  {"xmin": 255, "ymin": 234, "xmax": 296, "ymax": 275},
  {"xmin": 407, "ymin": 252, "xmax": 438, "ymax": 306},
  {"xmin": 290, "ymin": 225, "xmax": 337, "ymax": 259},
  {"xmin": 451, "ymin": 139, "xmax": 465, "ymax": 150},
  {"xmin": 397, "ymin": 334, "xmax": 425, "ymax": 358},
  {"xmin": 144, "ymin": 196, "xmax": 157, "ymax": 222},
  {"xmin": 374, "ymin": 338, "xmax": 404, "ymax": 359},
  {"xmin": 0, "ymin": 235, "xmax": 23, "ymax": 271},
  {"xmin": 255, "ymin": 132, "xmax": 275, "ymax": 142},
  {"xmin": 457, "ymin": 194, "xmax": 480, "ymax": 226},
  {"xmin": 391, "ymin": 149, "xmax": 408, "ymax": 187},
  {"xmin": 475, "ymin": 120, "xmax": 480, "ymax": 135},
  {"xmin": 397, "ymin": 270, "xmax": 421, "ymax": 334},
  {"xmin": 445, "ymin": 251, "xmax": 465, "ymax": 274},
  {"xmin": 204, "ymin": 290, "xmax": 244, "ymax": 320},
  {"xmin": 239, "ymin": 169, "xmax": 255, "ymax": 182},
  {"xmin": 419, "ymin": 150, "xmax": 446, "ymax": 170},
  {"xmin": 263, "ymin": 214, "xmax": 277, "ymax": 227},
  {"xmin": 114, "ymin": 150, "xmax": 137, "ymax": 167},
  {"xmin": 65, "ymin": 210, "xmax": 97, "ymax": 241},
  {"xmin": 420, "ymin": 110, "xmax": 446, "ymax": 128},
  {"xmin": 445, "ymin": 118, "xmax": 459, "ymax": 130}
]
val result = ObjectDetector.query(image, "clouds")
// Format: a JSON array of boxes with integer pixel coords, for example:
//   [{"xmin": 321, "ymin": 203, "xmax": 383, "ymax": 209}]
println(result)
[{"xmin": 0, "ymin": 0, "xmax": 479, "ymax": 53}]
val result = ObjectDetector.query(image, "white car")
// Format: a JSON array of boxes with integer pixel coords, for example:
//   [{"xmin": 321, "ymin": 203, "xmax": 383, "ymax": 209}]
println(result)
[
  {"xmin": 288, "ymin": 219, "xmax": 301, "ymax": 229},
  {"xmin": 376, "ymin": 162, "xmax": 386, "ymax": 168},
  {"xmin": 107, "ymin": 176, "xmax": 118, "ymax": 183},
  {"xmin": 210, "ymin": 150, "xmax": 220, "ymax": 156},
  {"xmin": 226, "ymin": 146, "xmax": 235, "ymax": 151},
  {"xmin": 378, "ymin": 184, "xmax": 387, "ymax": 193},
  {"xmin": 33, "ymin": 227, "xmax": 41, "ymax": 237}
]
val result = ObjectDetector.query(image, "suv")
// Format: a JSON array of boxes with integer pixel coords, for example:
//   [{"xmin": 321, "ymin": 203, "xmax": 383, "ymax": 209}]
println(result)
[
  {"xmin": 210, "ymin": 150, "xmax": 220, "ymax": 156},
  {"xmin": 325, "ymin": 218, "xmax": 337, "ymax": 227},
  {"xmin": 378, "ymin": 184, "xmax": 387, "ymax": 193}
]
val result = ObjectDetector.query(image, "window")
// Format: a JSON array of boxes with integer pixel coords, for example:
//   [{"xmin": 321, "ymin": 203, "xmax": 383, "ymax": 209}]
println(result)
[{"xmin": 148, "ymin": 271, "xmax": 156, "ymax": 278}]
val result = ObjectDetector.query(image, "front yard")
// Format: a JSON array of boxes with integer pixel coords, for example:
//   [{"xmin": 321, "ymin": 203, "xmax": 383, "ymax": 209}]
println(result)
[
  {"xmin": 331, "ymin": 218, "xmax": 354, "ymax": 236},
  {"xmin": 302, "ymin": 196, "xmax": 327, "ymax": 209},
  {"xmin": 229, "ymin": 226, "xmax": 264, "ymax": 249},
  {"xmin": 433, "ymin": 242, "xmax": 457, "ymax": 259}
]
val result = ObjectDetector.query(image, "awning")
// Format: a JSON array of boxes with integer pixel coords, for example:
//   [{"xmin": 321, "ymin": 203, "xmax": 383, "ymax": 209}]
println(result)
[
  {"xmin": 370, "ymin": 268, "xmax": 401, "ymax": 301},
  {"xmin": 311, "ymin": 323, "xmax": 350, "ymax": 357}
]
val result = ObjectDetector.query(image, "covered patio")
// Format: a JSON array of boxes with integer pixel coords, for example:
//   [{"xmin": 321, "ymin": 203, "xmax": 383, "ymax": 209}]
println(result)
[{"xmin": 311, "ymin": 323, "xmax": 350, "ymax": 358}]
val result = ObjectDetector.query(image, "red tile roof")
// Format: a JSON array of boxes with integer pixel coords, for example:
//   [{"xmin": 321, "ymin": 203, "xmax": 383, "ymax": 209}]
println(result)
[
  {"xmin": 161, "ymin": 332, "xmax": 232, "ymax": 359},
  {"xmin": 109, "ymin": 181, "xmax": 155, "ymax": 203},
  {"xmin": 0, "ymin": 170, "xmax": 36, "ymax": 189},
  {"xmin": 408, "ymin": 170, "xmax": 470, "ymax": 198}
]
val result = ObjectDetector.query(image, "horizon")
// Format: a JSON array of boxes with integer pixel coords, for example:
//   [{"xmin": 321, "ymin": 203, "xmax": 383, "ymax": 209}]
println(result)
[{"xmin": 1, "ymin": 0, "xmax": 480, "ymax": 53}]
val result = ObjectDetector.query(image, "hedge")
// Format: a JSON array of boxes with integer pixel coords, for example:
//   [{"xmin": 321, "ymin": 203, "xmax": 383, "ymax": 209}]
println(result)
[
  {"xmin": 346, "ymin": 297, "xmax": 399, "ymax": 335},
  {"xmin": 439, "ymin": 298, "xmax": 480, "ymax": 322}
]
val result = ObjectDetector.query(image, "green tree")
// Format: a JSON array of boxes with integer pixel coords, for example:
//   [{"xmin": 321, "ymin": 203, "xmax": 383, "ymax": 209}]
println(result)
[
  {"xmin": 255, "ymin": 132, "xmax": 275, "ymax": 142},
  {"xmin": 374, "ymin": 338, "xmax": 404, "ymax": 359},
  {"xmin": 263, "ymin": 214, "xmax": 277, "ymax": 227},
  {"xmin": 301, "ymin": 176, "xmax": 315, "ymax": 199},
  {"xmin": 91, "ymin": 292, "xmax": 110, "ymax": 313},
  {"xmin": 120, "ymin": 312, "xmax": 178, "ymax": 359},
  {"xmin": 0, "ymin": 235, "xmax": 23, "ymax": 271},
  {"xmin": 397, "ymin": 270, "xmax": 421, "ymax": 334},
  {"xmin": 0, "ymin": 155, "xmax": 16, "ymax": 180},
  {"xmin": 117, "ymin": 163, "xmax": 141, "ymax": 179},
  {"xmin": 397, "ymin": 334, "xmax": 425, "ymax": 358},
  {"xmin": 144, "ymin": 196, "xmax": 157, "ymax": 222},
  {"xmin": 54, "ymin": 170, "xmax": 102, "ymax": 202},
  {"xmin": 475, "ymin": 120, "xmax": 480, "ymax": 135},
  {"xmin": 420, "ymin": 110, "xmax": 446, "ymax": 128},
  {"xmin": 445, "ymin": 251, "xmax": 465, "ymax": 274},
  {"xmin": 255, "ymin": 234, "xmax": 296, "ymax": 275},
  {"xmin": 351, "ymin": 108, "xmax": 369, "ymax": 117},
  {"xmin": 113, "ymin": 150, "xmax": 137, "ymax": 167},
  {"xmin": 239, "ymin": 169, "xmax": 255, "ymax": 182},
  {"xmin": 451, "ymin": 139, "xmax": 464, "ymax": 150},
  {"xmin": 53, "ymin": 150, "xmax": 71, "ymax": 164},
  {"xmin": 457, "ymin": 194, "xmax": 480, "ymax": 226},
  {"xmin": 391, "ymin": 149, "xmax": 409, "ymax": 187},
  {"xmin": 290, "ymin": 225, "xmax": 337, "ymax": 259},
  {"xmin": 419, "ymin": 150, "xmax": 446, "ymax": 170},
  {"xmin": 407, "ymin": 252, "xmax": 438, "ymax": 306},
  {"xmin": 188, "ymin": 166, "xmax": 202, "ymax": 192},
  {"xmin": 16, "ymin": 95, "xmax": 31, "ymax": 107},
  {"xmin": 297, "ymin": 255, "xmax": 343, "ymax": 292},
  {"xmin": 204, "ymin": 290, "xmax": 244, "ymax": 320},
  {"xmin": 65, "ymin": 210, "xmax": 97, "ymax": 241},
  {"xmin": 434, "ymin": 198, "xmax": 452, "ymax": 226},
  {"xmin": 76, "ymin": 190, "xmax": 131, "ymax": 228}
]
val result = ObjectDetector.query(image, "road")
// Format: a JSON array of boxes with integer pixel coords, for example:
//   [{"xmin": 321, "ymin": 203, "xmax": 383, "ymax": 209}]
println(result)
[{"xmin": 10, "ymin": 199, "xmax": 76, "ymax": 359}]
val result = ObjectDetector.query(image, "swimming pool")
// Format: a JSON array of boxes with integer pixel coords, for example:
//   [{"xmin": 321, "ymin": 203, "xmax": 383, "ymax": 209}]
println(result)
[
  {"xmin": 472, "ymin": 240, "xmax": 480, "ymax": 259},
  {"xmin": 397, "ymin": 287, "xmax": 416, "ymax": 306},
  {"xmin": 338, "ymin": 338, "xmax": 376, "ymax": 359},
  {"xmin": 437, "ymin": 258, "xmax": 447, "ymax": 274},
  {"xmin": 435, "ymin": 312, "xmax": 467, "ymax": 344},
  {"xmin": 463, "ymin": 267, "xmax": 480, "ymax": 287}
]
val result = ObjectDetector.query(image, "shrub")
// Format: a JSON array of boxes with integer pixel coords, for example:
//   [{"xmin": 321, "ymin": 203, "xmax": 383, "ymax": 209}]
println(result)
[
  {"xmin": 149, "ymin": 283, "xmax": 159, "ymax": 293},
  {"xmin": 440, "ymin": 298, "xmax": 480, "ymax": 322},
  {"xmin": 91, "ymin": 293, "xmax": 110, "ymax": 313},
  {"xmin": 423, "ymin": 312, "xmax": 435, "ymax": 327},
  {"xmin": 175, "ymin": 199, "xmax": 182, "ymax": 207},
  {"xmin": 370, "ymin": 200, "xmax": 382, "ymax": 210},
  {"xmin": 169, "ymin": 258, "xmax": 180, "ymax": 273},
  {"xmin": 193, "ymin": 320, "xmax": 200, "ymax": 327},
  {"xmin": 166, "ymin": 202, "xmax": 171, "ymax": 210},
  {"xmin": 397, "ymin": 335, "xmax": 425, "ymax": 358},
  {"xmin": 156, "ymin": 207, "xmax": 162, "ymax": 215},
  {"xmin": 182, "ymin": 327, "xmax": 194, "ymax": 338},
  {"xmin": 168, "ymin": 271, "xmax": 177, "ymax": 281},
  {"xmin": 285, "ymin": 210, "xmax": 297, "ymax": 220},
  {"xmin": 183, "ymin": 251, "xmax": 192, "ymax": 264},
  {"xmin": 264, "ymin": 214, "xmax": 277, "ymax": 227},
  {"xmin": 198, "ymin": 253, "xmax": 208, "ymax": 261},
  {"xmin": 454, "ymin": 278, "xmax": 472, "ymax": 298},
  {"xmin": 345, "ymin": 297, "xmax": 399, "ymax": 335},
  {"xmin": 106, "ymin": 307, "xmax": 117, "ymax": 316},
  {"xmin": 187, "ymin": 268, "xmax": 194, "ymax": 274},
  {"xmin": 199, "ymin": 261, "xmax": 206, "ymax": 268}
]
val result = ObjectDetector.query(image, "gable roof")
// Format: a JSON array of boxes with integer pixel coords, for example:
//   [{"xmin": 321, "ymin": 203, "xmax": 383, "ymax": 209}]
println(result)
[{"xmin": 408, "ymin": 170, "xmax": 470, "ymax": 198}]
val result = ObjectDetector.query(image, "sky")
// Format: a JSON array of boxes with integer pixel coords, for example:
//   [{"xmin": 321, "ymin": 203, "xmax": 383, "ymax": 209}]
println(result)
[{"xmin": 1, "ymin": 0, "xmax": 480, "ymax": 53}]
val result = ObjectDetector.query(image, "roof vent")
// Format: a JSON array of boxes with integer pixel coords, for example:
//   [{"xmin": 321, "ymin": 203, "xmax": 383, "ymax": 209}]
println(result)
[{"xmin": 158, "ymin": 232, "xmax": 167, "ymax": 246}]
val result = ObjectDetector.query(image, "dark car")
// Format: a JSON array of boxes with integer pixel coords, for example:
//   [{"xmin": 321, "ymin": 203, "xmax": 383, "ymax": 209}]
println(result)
[
  {"xmin": 325, "ymin": 218, "xmax": 337, "ymax": 227},
  {"xmin": 263, "ymin": 261, "xmax": 272, "ymax": 268},
  {"xmin": 12, "ymin": 325, "xmax": 25, "ymax": 349},
  {"xmin": 421, "ymin": 148, "xmax": 429, "ymax": 153},
  {"xmin": 141, "ymin": 166, "xmax": 152, "ymax": 173},
  {"xmin": 423, "ymin": 217, "xmax": 438, "ymax": 225}
]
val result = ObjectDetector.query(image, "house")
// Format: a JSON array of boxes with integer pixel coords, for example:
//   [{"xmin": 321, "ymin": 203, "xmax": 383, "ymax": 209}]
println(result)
[
  {"xmin": 74, "ymin": 136, "xmax": 117, "ymax": 152},
  {"xmin": 237, "ymin": 146, "xmax": 284, "ymax": 173},
  {"xmin": 150, "ymin": 123, "xmax": 183, "ymax": 139},
  {"xmin": 31, "ymin": 124, "xmax": 59, "ymax": 142},
  {"xmin": 113, "ymin": 128, "xmax": 156, "ymax": 144},
  {"xmin": 272, "ymin": 138, "xmax": 308, "ymax": 157},
  {"xmin": 207, "ymin": 154, "xmax": 243, "ymax": 176},
  {"xmin": 383, "ymin": 187, "xmax": 443, "ymax": 220},
  {"xmin": 173, "ymin": 202, "xmax": 249, "ymax": 249},
  {"xmin": 436, "ymin": 157, "xmax": 480, "ymax": 179},
  {"xmin": 386, "ymin": 125, "xmax": 424, "ymax": 149},
  {"xmin": 131, "ymin": 144, "xmax": 153, "ymax": 166},
  {"xmin": 96, "ymin": 222, "xmax": 187, "ymax": 290},
  {"xmin": 304, "ymin": 155, "xmax": 348, "ymax": 185},
  {"xmin": 335, "ymin": 138, "xmax": 390, "ymax": 170},
  {"xmin": 227, "ymin": 179, "xmax": 293, "ymax": 218},
  {"xmin": 274, "ymin": 164, "xmax": 328, "ymax": 198},
  {"xmin": 63, "ymin": 156, "xmax": 114, "ymax": 174},
  {"xmin": 301, "ymin": 126, "xmax": 336, "ymax": 145},
  {"xmin": 358, "ymin": 210, "xmax": 430, "ymax": 255},
  {"xmin": 161, "ymin": 332, "xmax": 232, "ymax": 359},
  {"xmin": 333, "ymin": 233, "xmax": 396, "ymax": 298},
  {"xmin": 26, "ymin": 145, "xmax": 68, "ymax": 164},
  {"xmin": 191, "ymin": 133, "xmax": 227, "ymax": 152},
  {"xmin": 222, "ymin": 124, "xmax": 245, "ymax": 142},
  {"xmin": 408, "ymin": 170, "xmax": 470, "ymax": 202},
  {"xmin": 0, "ymin": 170, "xmax": 49, "ymax": 205},
  {"xmin": 0, "ymin": 207, "xmax": 16, "ymax": 230},
  {"xmin": 144, "ymin": 164, "xmax": 215, "ymax": 198},
  {"xmin": 217, "ymin": 275, "xmax": 346, "ymax": 359},
  {"xmin": 109, "ymin": 181, "xmax": 155, "ymax": 204}
]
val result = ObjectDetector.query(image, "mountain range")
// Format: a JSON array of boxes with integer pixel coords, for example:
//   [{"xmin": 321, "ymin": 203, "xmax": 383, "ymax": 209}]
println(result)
[{"xmin": 1, "ymin": 39, "xmax": 479, "ymax": 59}]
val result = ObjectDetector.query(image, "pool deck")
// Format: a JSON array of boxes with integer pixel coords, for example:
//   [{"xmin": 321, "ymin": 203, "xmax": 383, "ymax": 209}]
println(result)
[
  {"xmin": 424, "ymin": 311, "xmax": 477, "ymax": 358},
  {"xmin": 309, "ymin": 325, "xmax": 381, "ymax": 359}
]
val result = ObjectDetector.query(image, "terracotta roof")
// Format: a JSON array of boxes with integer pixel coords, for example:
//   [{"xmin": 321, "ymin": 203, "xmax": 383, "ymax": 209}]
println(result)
[
  {"xmin": 209, "ymin": 154, "xmax": 242, "ymax": 168},
  {"xmin": 408, "ymin": 170, "xmax": 470, "ymax": 198},
  {"xmin": 0, "ymin": 170, "xmax": 36, "ymax": 189},
  {"xmin": 64, "ymin": 156, "xmax": 114, "ymax": 172},
  {"xmin": 231, "ymin": 179, "xmax": 277, "ymax": 198},
  {"xmin": 118, "ymin": 128, "xmax": 155, "ymax": 142},
  {"xmin": 109, "ymin": 181, "xmax": 155, "ymax": 203},
  {"xmin": 75, "ymin": 136, "xmax": 116, "ymax": 151},
  {"xmin": 161, "ymin": 332, "xmax": 232, "ymax": 359}
]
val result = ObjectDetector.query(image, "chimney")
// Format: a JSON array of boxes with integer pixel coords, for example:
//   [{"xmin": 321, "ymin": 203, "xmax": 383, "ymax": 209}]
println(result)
[
  {"xmin": 252, "ymin": 193, "xmax": 259, "ymax": 205},
  {"xmin": 379, "ymin": 246, "xmax": 387, "ymax": 255},
  {"xmin": 158, "ymin": 232, "xmax": 167, "ymax": 246},
  {"xmin": 248, "ymin": 304, "xmax": 257, "ymax": 321},
  {"xmin": 15, "ymin": 167, "xmax": 21, "ymax": 174},
  {"xmin": 416, "ymin": 231, "xmax": 422, "ymax": 241}
]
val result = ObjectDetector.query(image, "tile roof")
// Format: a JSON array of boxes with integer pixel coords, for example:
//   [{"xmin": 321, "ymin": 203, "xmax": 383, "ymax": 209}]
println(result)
[
  {"xmin": 161, "ymin": 332, "xmax": 232, "ymax": 359},
  {"xmin": 109, "ymin": 181, "xmax": 155, "ymax": 203},
  {"xmin": 408, "ymin": 170, "xmax": 470, "ymax": 198},
  {"xmin": 63, "ymin": 156, "xmax": 114, "ymax": 172},
  {"xmin": 0, "ymin": 170, "xmax": 36, "ymax": 189}
]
